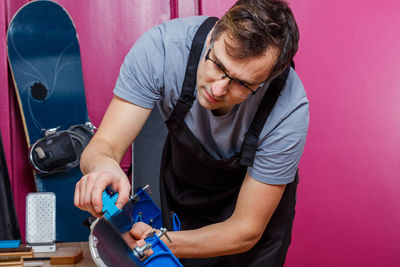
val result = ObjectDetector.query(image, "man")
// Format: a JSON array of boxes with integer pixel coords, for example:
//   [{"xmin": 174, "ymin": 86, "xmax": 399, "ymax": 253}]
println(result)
[{"xmin": 74, "ymin": 0, "xmax": 309, "ymax": 265}]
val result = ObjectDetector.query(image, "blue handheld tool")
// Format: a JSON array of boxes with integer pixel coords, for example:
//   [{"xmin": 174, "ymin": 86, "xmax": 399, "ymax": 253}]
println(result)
[
  {"xmin": 89, "ymin": 186, "xmax": 182, "ymax": 266},
  {"xmin": 101, "ymin": 187, "xmax": 135, "ymax": 233},
  {"xmin": 131, "ymin": 228, "xmax": 182, "ymax": 267},
  {"xmin": 101, "ymin": 185, "xmax": 163, "ymax": 233},
  {"xmin": 131, "ymin": 186, "xmax": 163, "ymax": 228}
]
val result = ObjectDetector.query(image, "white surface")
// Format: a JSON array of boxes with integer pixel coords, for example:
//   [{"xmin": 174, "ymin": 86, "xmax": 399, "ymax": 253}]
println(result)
[{"xmin": 26, "ymin": 192, "xmax": 56, "ymax": 244}]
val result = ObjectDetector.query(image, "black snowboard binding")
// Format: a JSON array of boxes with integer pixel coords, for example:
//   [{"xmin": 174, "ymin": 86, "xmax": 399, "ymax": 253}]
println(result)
[{"xmin": 29, "ymin": 122, "xmax": 95, "ymax": 174}]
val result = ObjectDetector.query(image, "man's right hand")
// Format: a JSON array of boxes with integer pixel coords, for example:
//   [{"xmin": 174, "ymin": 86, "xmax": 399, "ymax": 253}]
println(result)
[
  {"xmin": 74, "ymin": 162, "xmax": 131, "ymax": 217},
  {"xmin": 74, "ymin": 96, "xmax": 152, "ymax": 217}
]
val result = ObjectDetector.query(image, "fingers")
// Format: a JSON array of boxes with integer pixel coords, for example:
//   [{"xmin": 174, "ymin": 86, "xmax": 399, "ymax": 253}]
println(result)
[
  {"xmin": 74, "ymin": 173, "xmax": 103, "ymax": 217},
  {"xmin": 115, "ymin": 179, "xmax": 131, "ymax": 209},
  {"xmin": 123, "ymin": 222, "xmax": 155, "ymax": 257},
  {"xmin": 122, "ymin": 231, "xmax": 139, "ymax": 248},
  {"xmin": 130, "ymin": 222, "xmax": 155, "ymax": 240},
  {"xmin": 74, "ymin": 167, "xmax": 132, "ymax": 217},
  {"xmin": 139, "ymin": 244, "xmax": 154, "ymax": 258},
  {"xmin": 121, "ymin": 232, "xmax": 154, "ymax": 257},
  {"xmin": 73, "ymin": 181, "xmax": 80, "ymax": 208},
  {"xmin": 131, "ymin": 223, "xmax": 155, "ymax": 257},
  {"xmin": 91, "ymin": 171, "xmax": 113, "ymax": 213}
]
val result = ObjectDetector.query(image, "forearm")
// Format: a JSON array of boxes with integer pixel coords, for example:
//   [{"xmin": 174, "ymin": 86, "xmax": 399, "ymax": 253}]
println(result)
[
  {"xmin": 80, "ymin": 95, "xmax": 151, "ymax": 175},
  {"xmin": 75, "ymin": 96, "xmax": 151, "ymax": 215},
  {"xmin": 161, "ymin": 176, "xmax": 285, "ymax": 258},
  {"xmin": 165, "ymin": 217, "xmax": 261, "ymax": 258},
  {"xmin": 76, "ymin": 135, "xmax": 133, "ymax": 215},
  {"xmin": 80, "ymin": 138, "xmax": 123, "ymax": 175}
]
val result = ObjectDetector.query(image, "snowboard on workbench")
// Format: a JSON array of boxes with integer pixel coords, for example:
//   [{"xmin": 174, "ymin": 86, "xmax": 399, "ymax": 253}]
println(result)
[{"xmin": 7, "ymin": 0, "xmax": 92, "ymax": 241}]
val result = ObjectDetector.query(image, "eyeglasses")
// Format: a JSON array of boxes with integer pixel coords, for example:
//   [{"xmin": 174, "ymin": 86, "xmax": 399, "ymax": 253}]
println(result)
[{"xmin": 204, "ymin": 44, "xmax": 265, "ymax": 98}]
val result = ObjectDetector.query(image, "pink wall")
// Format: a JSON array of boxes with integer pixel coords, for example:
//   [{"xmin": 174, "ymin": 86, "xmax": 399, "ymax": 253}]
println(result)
[
  {"xmin": 287, "ymin": 1, "xmax": 400, "ymax": 266},
  {"xmin": 0, "ymin": 0, "xmax": 11, "ymax": 170},
  {"xmin": 203, "ymin": 0, "xmax": 400, "ymax": 266},
  {"xmin": 2, "ymin": 0, "xmax": 399, "ymax": 265}
]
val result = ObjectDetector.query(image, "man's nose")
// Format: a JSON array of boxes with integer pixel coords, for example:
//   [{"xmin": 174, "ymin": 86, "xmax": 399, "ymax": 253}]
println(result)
[{"xmin": 211, "ymin": 78, "xmax": 230, "ymax": 97}]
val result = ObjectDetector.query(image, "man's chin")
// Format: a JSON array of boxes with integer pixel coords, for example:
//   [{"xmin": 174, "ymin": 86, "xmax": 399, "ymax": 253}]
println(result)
[
  {"xmin": 197, "ymin": 89, "xmax": 211, "ymax": 108},
  {"xmin": 198, "ymin": 97, "xmax": 215, "ymax": 110}
]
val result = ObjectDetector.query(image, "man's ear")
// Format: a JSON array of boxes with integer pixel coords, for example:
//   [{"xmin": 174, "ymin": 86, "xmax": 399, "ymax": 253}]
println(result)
[{"xmin": 206, "ymin": 25, "xmax": 216, "ymax": 47}]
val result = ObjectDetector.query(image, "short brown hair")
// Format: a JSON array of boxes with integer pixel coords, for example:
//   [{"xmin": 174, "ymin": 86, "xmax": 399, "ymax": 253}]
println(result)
[{"xmin": 211, "ymin": 0, "xmax": 299, "ymax": 80}]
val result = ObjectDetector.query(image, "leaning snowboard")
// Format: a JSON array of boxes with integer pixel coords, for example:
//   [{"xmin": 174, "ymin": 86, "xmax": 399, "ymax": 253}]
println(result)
[{"xmin": 7, "ymin": 0, "xmax": 93, "ymax": 241}]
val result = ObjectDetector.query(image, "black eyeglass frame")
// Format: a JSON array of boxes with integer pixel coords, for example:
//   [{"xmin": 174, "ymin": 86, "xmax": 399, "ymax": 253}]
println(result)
[{"xmin": 204, "ymin": 47, "xmax": 265, "ymax": 97}]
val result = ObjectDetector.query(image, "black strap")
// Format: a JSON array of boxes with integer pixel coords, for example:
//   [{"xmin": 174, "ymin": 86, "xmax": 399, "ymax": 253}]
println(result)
[
  {"xmin": 170, "ymin": 16, "xmax": 218, "ymax": 126},
  {"xmin": 127, "ymin": 17, "xmax": 218, "ymax": 178},
  {"xmin": 239, "ymin": 66, "xmax": 291, "ymax": 166},
  {"xmin": 29, "ymin": 123, "xmax": 94, "ymax": 174},
  {"xmin": 168, "ymin": 15, "xmax": 291, "ymax": 167},
  {"xmin": 0, "ymin": 132, "xmax": 21, "ymax": 240}
]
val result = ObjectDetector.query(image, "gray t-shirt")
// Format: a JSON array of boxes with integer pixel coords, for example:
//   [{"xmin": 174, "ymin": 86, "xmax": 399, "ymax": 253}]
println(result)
[{"xmin": 114, "ymin": 16, "xmax": 309, "ymax": 185}]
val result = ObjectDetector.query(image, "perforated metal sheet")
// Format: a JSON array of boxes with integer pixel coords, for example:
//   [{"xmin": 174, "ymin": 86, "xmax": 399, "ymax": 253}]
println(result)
[{"xmin": 26, "ymin": 192, "xmax": 56, "ymax": 244}]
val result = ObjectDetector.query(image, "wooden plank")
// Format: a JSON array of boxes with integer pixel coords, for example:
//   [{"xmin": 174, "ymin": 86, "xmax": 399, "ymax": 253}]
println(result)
[{"xmin": 30, "ymin": 242, "xmax": 96, "ymax": 267}]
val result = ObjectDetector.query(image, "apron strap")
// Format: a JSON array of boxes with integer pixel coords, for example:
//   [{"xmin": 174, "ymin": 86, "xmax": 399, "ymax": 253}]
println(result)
[
  {"xmin": 169, "ymin": 15, "xmax": 292, "ymax": 168},
  {"xmin": 240, "ymin": 66, "xmax": 291, "ymax": 166},
  {"xmin": 169, "ymin": 16, "xmax": 219, "ymax": 126}
]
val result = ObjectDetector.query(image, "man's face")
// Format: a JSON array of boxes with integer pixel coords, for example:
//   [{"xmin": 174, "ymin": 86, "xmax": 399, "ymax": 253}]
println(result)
[{"xmin": 196, "ymin": 32, "xmax": 278, "ymax": 115}]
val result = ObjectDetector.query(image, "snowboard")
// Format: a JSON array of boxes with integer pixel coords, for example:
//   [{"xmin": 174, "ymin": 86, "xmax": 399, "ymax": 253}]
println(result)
[{"xmin": 7, "ymin": 0, "xmax": 91, "ymax": 241}]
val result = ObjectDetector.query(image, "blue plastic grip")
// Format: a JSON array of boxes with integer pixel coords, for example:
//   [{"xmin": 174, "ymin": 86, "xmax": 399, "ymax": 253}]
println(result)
[
  {"xmin": 131, "ymin": 187, "xmax": 163, "ymax": 229},
  {"xmin": 101, "ymin": 188, "xmax": 135, "ymax": 233},
  {"xmin": 172, "ymin": 213, "xmax": 181, "ymax": 232},
  {"xmin": 101, "ymin": 188, "xmax": 120, "ymax": 220},
  {"xmin": 0, "ymin": 240, "xmax": 21, "ymax": 248},
  {"xmin": 129, "ymin": 234, "xmax": 183, "ymax": 267},
  {"xmin": 101, "ymin": 186, "xmax": 182, "ymax": 266}
]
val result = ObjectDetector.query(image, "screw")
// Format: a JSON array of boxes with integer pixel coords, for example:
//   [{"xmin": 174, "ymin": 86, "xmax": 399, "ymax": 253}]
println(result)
[
  {"xmin": 133, "ymin": 243, "xmax": 152, "ymax": 261},
  {"xmin": 157, "ymin": 228, "xmax": 172, "ymax": 243}
]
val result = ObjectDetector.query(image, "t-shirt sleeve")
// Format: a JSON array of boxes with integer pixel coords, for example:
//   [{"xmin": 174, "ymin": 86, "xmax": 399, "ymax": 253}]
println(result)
[
  {"xmin": 113, "ymin": 25, "xmax": 165, "ymax": 109},
  {"xmin": 248, "ymin": 95, "xmax": 309, "ymax": 185}
]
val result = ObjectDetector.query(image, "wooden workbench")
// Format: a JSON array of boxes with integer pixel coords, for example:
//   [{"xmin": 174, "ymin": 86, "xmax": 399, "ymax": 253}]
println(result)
[{"xmin": 27, "ymin": 242, "xmax": 96, "ymax": 267}]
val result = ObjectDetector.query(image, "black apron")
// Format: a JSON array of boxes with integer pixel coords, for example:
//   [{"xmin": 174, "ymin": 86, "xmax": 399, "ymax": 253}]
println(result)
[{"xmin": 160, "ymin": 17, "xmax": 299, "ymax": 267}]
